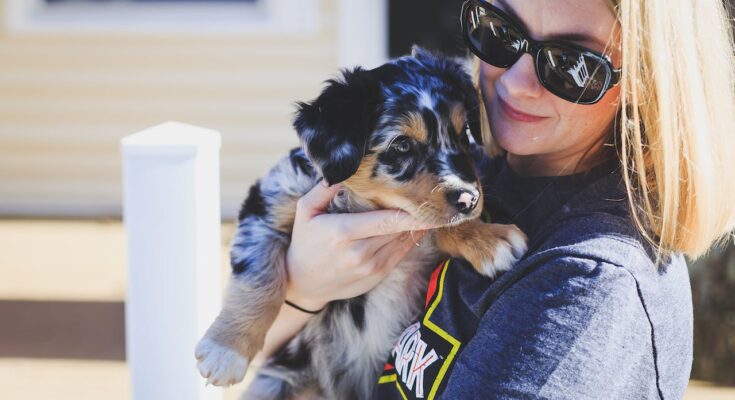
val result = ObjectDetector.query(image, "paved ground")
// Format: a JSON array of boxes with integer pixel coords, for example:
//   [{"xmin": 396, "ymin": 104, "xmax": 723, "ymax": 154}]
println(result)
[{"xmin": 0, "ymin": 219, "xmax": 732, "ymax": 399}]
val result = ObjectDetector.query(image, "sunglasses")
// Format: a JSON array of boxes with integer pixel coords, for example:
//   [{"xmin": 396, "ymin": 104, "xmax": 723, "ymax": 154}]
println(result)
[{"xmin": 461, "ymin": 0, "xmax": 621, "ymax": 105}]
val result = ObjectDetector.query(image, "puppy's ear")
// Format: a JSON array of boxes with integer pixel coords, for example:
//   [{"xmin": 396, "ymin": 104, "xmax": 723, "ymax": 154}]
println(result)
[
  {"xmin": 410, "ymin": 44, "xmax": 435, "ymax": 63},
  {"xmin": 443, "ymin": 60, "xmax": 485, "ymax": 146},
  {"xmin": 411, "ymin": 46, "xmax": 484, "ymax": 146},
  {"xmin": 293, "ymin": 67, "xmax": 383, "ymax": 186},
  {"xmin": 444, "ymin": 57, "xmax": 484, "ymax": 146}
]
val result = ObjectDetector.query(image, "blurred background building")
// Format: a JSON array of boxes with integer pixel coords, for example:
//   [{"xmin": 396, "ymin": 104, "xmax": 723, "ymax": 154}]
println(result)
[{"xmin": 0, "ymin": 0, "xmax": 732, "ymax": 398}]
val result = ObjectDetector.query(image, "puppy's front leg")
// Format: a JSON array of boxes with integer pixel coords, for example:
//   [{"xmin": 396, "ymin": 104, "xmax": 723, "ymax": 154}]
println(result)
[
  {"xmin": 435, "ymin": 219, "xmax": 528, "ymax": 279},
  {"xmin": 195, "ymin": 231, "xmax": 290, "ymax": 387}
]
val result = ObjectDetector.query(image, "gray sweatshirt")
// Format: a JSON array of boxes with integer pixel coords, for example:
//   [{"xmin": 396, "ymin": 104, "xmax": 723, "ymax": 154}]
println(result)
[{"xmin": 374, "ymin": 147, "xmax": 692, "ymax": 399}]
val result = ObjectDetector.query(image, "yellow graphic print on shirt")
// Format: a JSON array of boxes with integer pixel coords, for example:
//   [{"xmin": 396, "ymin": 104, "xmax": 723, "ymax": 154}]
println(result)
[{"xmin": 377, "ymin": 260, "xmax": 462, "ymax": 399}]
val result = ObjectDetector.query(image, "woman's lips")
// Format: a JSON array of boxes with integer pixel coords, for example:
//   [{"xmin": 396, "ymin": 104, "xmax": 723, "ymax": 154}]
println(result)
[{"xmin": 498, "ymin": 97, "xmax": 546, "ymax": 122}]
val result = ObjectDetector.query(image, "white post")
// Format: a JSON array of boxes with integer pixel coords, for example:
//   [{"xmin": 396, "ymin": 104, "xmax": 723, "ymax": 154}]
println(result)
[
  {"xmin": 121, "ymin": 121, "xmax": 223, "ymax": 400},
  {"xmin": 338, "ymin": 0, "xmax": 389, "ymax": 69}
]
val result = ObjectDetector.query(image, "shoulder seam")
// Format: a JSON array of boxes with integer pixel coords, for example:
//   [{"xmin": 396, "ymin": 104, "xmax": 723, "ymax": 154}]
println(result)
[
  {"xmin": 630, "ymin": 271, "xmax": 665, "ymax": 400},
  {"xmin": 601, "ymin": 253, "xmax": 664, "ymax": 400}
]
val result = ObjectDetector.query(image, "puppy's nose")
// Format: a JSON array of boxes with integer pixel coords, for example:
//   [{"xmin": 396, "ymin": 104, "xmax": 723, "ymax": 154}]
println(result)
[{"xmin": 447, "ymin": 190, "xmax": 479, "ymax": 214}]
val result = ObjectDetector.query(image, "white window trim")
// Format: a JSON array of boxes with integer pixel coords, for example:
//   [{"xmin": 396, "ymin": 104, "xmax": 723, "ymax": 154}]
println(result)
[{"xmin": 4, "ymin": 0, "xmax": 320, "ymax": 36}]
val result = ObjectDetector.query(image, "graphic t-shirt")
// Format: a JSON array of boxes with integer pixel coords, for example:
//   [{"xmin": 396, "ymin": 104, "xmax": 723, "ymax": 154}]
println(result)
[{"xmin": 372, "ymin": 147, "xmax": 693, "ymax": 400}]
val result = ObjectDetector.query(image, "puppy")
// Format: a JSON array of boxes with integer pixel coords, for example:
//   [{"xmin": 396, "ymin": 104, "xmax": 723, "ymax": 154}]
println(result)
[{"xmin": 195, "ymin": 46, "xmax": 527, "ymax": 399}]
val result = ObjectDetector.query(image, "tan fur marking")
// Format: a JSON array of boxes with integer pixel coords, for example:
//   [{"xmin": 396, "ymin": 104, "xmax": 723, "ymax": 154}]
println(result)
[
  {"xmin": 401, "ymin": 112, "xmax": 428, "ymax": 142},
  {"xmin": 271, "ymin": 198, "xmax": 298, "ymax": 234},
  {"xmin": 450, "ymin": 103, "xmax": 466, "ymax": 136},
  {"xmin": 435, "ymin": 219, "xmax": 526, "ymax": 276}
]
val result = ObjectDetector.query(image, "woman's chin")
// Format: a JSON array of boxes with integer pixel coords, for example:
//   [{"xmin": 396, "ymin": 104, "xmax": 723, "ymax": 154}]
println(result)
[{"xmin": 491, "ymin": 125, "xmax": 545, "ymax": 156}]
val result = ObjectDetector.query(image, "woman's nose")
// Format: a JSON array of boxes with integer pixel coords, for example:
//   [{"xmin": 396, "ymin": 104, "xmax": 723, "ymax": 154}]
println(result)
[{"xmin": 498, "ymin": 53, "xmax": 544, "ymax": 100}]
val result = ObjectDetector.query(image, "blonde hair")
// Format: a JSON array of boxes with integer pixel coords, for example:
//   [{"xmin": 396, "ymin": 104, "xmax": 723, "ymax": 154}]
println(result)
[{"xmin": 474, "ymin": 0, "xmax": 735, "ymax": 264}]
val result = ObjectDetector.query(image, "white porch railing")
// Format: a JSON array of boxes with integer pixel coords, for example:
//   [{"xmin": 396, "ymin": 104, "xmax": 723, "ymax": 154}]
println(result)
[{"xmin": 121, "ymin": 122, "xmax": 223, "ymax": 400}]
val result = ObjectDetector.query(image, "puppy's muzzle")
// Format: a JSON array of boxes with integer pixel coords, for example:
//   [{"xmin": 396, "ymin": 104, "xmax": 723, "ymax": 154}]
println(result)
[{"xmin": 446, "ymin": 189, "xmax": 480, "ymax": 214}]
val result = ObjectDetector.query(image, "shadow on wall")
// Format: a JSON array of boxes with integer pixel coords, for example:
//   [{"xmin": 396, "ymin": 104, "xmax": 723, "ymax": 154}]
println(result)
[{"xmin": 689, "ymin": 240, "xmax": 735, "ymax": 386}]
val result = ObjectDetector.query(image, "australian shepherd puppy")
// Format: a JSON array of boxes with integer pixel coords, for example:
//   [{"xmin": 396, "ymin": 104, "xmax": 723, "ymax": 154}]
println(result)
[{"xmin": 195, "ymin": 46, "xmax": 527, "ymax": 399}]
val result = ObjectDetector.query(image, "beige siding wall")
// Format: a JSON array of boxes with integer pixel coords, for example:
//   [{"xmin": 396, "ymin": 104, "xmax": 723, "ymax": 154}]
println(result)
[{"xmin": 0, "ymin": 0, "xmax": 340, "ymax": 218}]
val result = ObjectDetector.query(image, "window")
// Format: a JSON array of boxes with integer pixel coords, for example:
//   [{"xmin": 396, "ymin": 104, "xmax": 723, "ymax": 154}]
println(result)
[
  {"xmin": 44, "ymin": 0, "xmax": 258, "ymax": 3},
  {"xmin": 6, "ymin": 0, "xmax": 320, "ymax": 35}
]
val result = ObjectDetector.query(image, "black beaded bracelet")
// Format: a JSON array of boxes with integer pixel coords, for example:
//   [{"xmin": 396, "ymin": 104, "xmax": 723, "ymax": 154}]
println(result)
[{"xmin": 285, "ymin": 299, "xmax": 325, "ymax": 314}]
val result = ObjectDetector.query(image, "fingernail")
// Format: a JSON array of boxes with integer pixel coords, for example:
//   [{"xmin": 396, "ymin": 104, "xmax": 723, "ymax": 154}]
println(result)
[{"xmin": 320, "ymin": 178, "xmax": 329, "ymax": 187}]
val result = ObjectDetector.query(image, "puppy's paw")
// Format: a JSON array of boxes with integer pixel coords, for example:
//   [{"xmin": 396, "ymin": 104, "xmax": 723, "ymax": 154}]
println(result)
[
  {"xmin": 472, "ymin": 224, "xmax": 528, "ymax": 279},
  {"xmin": 195, "ymin": 337, "xmax": 250, "ymax": 387}
]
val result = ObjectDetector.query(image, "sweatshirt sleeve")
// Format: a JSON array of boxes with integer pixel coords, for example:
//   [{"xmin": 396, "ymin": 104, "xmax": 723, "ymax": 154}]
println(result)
[{"xmin": 440, "ymin": 256, "xmax": 655, "ymax": 400}]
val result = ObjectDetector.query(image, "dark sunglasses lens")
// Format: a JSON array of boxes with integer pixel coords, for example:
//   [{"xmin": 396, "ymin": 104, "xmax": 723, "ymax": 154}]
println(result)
[
  {"xmin": 538, "ymin": 46, "xmax": 610, "ymax": 103},
  {"xmin": 464, "ymin": 4, "xmax": 523, "ymax": 67}
]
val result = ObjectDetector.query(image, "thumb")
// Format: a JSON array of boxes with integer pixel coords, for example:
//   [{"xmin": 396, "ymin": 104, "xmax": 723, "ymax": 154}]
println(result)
[{"xmin": 295, "ymin": 178, "xmax": 343, "ymax": 223}]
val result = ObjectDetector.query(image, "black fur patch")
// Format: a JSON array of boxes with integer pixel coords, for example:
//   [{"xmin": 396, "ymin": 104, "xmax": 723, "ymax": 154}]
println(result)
[
  {"xmin": 231, "ymin": 256, "xmax": 252, "ymax": 275},
  {"xmin": 448, "ymin": 151, "xmax": 477, "ymax": 183},
  {"xmin": 238, "ymin": 181, "xmax": 266, "ymax": 221},
  {"xmin": 270, "ymin": 341, "xmax": 312, "ymax": 371},
  {"xmin": 293, "ymin": 68, "xmax": 384, "ymax": 185},
  {"xmin": 425, "ymin": 154, "xmax": 441, "ymax": 175},
  {"xmin": 348, "ymin": 294, "xmax": 367, "ymax": 331},
  {"xmin": 377, "ymin": 144, "xmax": 422, "ymax": 182},
  {"xmin": 421, "ymin": 108, "xmax": 439, "ymax": 145},
  {"xmin": 434, "ymin": 99, "xmax": 450, "ymax": 124}
]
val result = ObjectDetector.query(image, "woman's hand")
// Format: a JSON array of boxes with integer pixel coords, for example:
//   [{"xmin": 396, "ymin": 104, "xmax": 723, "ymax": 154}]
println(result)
[{"xmin": 285, "ymin": 179, "xmax": 434, "ymax": 311}]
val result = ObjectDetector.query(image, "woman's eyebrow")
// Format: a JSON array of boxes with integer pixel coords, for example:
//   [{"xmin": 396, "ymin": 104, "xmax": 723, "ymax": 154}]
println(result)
[
  {"xmin": 493, "ymin": 0, "xmax": 607, "ymax": 50},
  {"xmin": 546, "ymin": 32, "xmax": 607, "ymax": 50},
  {"xmin": 493, "ymin": 0, "xmax": 527, "ymax": 29}
]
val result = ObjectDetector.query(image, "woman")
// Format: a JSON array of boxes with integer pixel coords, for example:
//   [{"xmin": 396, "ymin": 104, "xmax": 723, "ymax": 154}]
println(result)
[{"xmin": 253, "ymin": 0, "xmax": 735, "ymax": 398}]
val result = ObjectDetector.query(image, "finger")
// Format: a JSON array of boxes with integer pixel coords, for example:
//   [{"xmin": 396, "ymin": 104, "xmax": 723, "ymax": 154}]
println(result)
[
  {"xmin": 351, "ymin": 231, "xmax": 406, "ymax": 256},
  {"xmin": 295, "ymin": 179, "xmax": 343, "ymax": 224},
  {"xmin": 372, "ymin": 230, "xmax": 428, "ymax": 274},
  {"xmin": 337, "ymin": 209, "xmax": 439, "ymax": 240}
]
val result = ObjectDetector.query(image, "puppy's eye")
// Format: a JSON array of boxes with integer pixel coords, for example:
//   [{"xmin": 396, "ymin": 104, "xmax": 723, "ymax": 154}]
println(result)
[{"xmin": 390, "ymin": 136, "xmax": 412, "ymax": 153}]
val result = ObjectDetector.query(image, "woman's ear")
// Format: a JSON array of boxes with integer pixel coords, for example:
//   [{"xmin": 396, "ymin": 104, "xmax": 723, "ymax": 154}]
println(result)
[{"xmin": 293, "ymin": 67, "xmax": 383, "ymax": 186}]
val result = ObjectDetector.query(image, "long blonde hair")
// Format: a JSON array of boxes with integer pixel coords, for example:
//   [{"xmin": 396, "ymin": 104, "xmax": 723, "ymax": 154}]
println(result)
[{"xmin": 475, "ymin": 0, "xmax": 735, "ymax": 264}]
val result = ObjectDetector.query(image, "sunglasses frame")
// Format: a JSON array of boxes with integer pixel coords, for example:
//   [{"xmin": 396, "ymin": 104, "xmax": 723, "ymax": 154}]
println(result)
[{"xmin": 460, "ymin": 0, "xmax": 622, "ymax": 105}]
